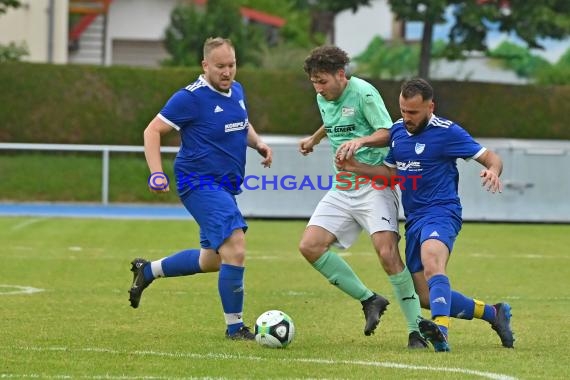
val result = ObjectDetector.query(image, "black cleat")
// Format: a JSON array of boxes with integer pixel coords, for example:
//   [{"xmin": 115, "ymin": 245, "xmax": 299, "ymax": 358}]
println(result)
[
  {"xmin": 128, "ymin": 258, "xmax": 151, "ymax": 309},
  {"xmin": 408, "ymin": 331, "xmax": 429, "ymax": 349},
  {"xmin": 418, "ymin": 318, "xmax": 450, "ymax": 352},
  {"xmin": 225, "ymin": 325, "xmax": 255, "ymax": 340},
  {"xmin": 361, "ymin": 293, "xmax": 390, "ymax": 336},
  {"xmin": 491, "ymin": 303, "xmax": 515, "ymax": 348}
]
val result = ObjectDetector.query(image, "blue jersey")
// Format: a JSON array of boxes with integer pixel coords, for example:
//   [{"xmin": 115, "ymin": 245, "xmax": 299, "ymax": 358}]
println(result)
[
  {"xmin": 384, "ymin": 115, "xmax": 485, "ymax": 221},
  {"xmin": 158, "ymin": 75, "xmax": 249, "ymax": 197}
]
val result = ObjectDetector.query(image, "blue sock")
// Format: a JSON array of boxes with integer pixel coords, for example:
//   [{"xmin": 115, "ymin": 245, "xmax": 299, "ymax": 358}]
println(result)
[
  {"xmin": 219, "ymin": 264, "xmax": 245, "ymax": 335},
  {"xmin": 450, "ymin": 290, "xmax": 475, "ymax": 319},
  {"xmin": 162, "ymin": 249, "xmax": 202, "ymax": 277},
  {"xmin": 427, "ymin": 274, "xmax": 452, "ymax": 337},
  {"xmin": 483, "ymin": 305, "xmax": 496, "ymax": 323},
  {"xmin": 450, "ymin": 291, "xmax": 496, "ymax": 323},
  {"xmin": 143, "ymin": 249, "xmax": 202, "ymax": 281}
]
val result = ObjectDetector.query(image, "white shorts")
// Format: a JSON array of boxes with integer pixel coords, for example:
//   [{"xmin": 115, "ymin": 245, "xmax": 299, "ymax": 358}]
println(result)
[{"xmin": 307, "ymin": 184, "xmax": 400, "ymax": 249}]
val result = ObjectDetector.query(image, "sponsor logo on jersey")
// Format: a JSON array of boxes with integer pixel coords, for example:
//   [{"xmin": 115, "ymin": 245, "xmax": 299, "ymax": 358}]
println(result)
[
  {"xmin": 324, "ymin": 124, "xmax": 356, "ymax": 135},
  {"xmin": 214, "ymin": 105, "xmax": 224, "ymax": 113},
  {"xmin": 396, "ymin": 161, "xmax": 422, "ymax": 172},
  {"xmin": 341, "ymin": 107, "xmax": 355, "ymax": 117},
  {"xmin": 224, "ymin": 119, "xmax": 248, "ymax": 132}
]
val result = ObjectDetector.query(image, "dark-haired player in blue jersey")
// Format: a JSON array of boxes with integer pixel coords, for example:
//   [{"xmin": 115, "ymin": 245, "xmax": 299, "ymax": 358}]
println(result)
[
  {"xmin": 337, "ymin": 78, "xmax": 514, "ymax": 352},
  {"xmin": 128, "ymin": 37, "xmax": 273, "ymax": 341}
]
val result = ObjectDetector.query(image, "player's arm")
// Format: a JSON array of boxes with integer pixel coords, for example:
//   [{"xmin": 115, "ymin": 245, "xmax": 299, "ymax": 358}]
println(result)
[
  {"xmin": 299, "ymin": 125, "xmax": 327, "ymax": 156},
  {"xmin": 336, "ymin": 128, "xmax": 391, "ymax": 161},
  {"xmin": 143, "ymin": 116, "xmax": 173, "ymax": 192},
  {"xmin": 247, "ymin": 123, "xmax": 272, "ymax": 168},
  {"xmin": 336, "ymin": 156, "xmax": 395, "ymax": 180},
  {"xmin": 475, "ymin": 149, "xmax": 503, "ymax": 193}
]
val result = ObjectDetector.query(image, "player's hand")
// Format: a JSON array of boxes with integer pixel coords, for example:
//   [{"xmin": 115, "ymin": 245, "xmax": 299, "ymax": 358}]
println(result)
[
  {"xmin": 149, "ymin": 185, "xmax": 170, "ymax": 194},
  {"xmin": 257, "ymin": 142, "xmax": 273, "ymax": 168},
  {"xmin": 299, "ymin": 136, "xmax": 317, "ymax": 156},
  {"xmin": 335, "ymin": 156, "xmax": 358, "ymax": 172},
  {"xmin": 480, "ymin": 169, "xmax": 502, "ymax": 193},
  {"xmin": 336, "ymin": 138, "xmax": 363, "ymax": 161},
  {"xmin": 148, "ymin": 172, "xmax": 171, "ymax": 194}
]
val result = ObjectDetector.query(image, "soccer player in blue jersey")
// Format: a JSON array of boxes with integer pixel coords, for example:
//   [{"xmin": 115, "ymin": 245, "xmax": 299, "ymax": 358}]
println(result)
[
  {"xmin": 337, "ymin": 78, "xmax": 514, "ymax": 352},
  {"xmin": 298, "ymin": 46, "xmax": 427, "ymax": 349},
  {"xmin": 128, "ymin": 37, "xmax": 273, "ymax": 341}
]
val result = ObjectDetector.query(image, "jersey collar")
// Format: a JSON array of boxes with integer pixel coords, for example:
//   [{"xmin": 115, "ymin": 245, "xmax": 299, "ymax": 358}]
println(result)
[{"xmin": 199, "ymin": 75, "xmax": 232, "ymax": 97}]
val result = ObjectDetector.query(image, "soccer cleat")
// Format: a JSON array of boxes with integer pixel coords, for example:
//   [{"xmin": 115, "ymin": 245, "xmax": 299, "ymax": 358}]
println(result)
[
  {"xmin": 128, "ymin": 258, "xmax": 151, "ymax": 309},
  {"xmin": 361, "ymin": 293, "xmax": 390, "ymax": 336},
  {"xmin": 225, "ymin": 325, "xmax": 255, "ymax": 340},
  {"xmin": 407, "ymin": 331, "xmax": 429, "ymax": 349},
  {"xmin": 418, "ymin": 318, "xmax": 450, "ymax": 352},
  {"xmin": 491, "ymin": 303, "xmax": 515, "ymax": 348}
]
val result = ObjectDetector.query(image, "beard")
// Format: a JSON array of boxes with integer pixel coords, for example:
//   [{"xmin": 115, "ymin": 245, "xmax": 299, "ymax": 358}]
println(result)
[{"xmin": 406, "ymin": 116, "xmax": 430, "ymax": 134}]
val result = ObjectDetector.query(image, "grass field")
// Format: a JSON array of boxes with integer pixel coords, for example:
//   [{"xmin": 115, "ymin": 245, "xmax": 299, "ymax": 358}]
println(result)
[{"xmin": 1, "ymin": 217, "xmax": 569, "ymax": 379}]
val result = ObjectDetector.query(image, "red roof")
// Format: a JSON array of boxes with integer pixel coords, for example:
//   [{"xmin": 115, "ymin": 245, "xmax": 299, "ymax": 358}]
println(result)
[
  {"xmin": 192, "ymin": 0, "xmax": 285, "ymax": 28},
  {"xmin": 240, "ymin": 6, "xmax": 286, "ymax": 28}
]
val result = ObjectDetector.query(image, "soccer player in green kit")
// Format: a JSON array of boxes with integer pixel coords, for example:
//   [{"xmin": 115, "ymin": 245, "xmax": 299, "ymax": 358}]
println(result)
[{"xmin": 298, "ymin": 45, "xmax": 426, "ymax": 348}]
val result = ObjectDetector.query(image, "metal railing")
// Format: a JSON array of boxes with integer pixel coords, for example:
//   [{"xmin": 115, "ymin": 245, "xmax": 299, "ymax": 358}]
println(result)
[{"xmin": 0, "ymin": 143, "xmax": 179, "ymax": 205}]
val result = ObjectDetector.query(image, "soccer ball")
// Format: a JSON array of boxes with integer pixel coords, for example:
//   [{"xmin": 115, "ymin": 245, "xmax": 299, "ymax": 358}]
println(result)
[{"xmin": 254, "ymin": 310, "xmax": 295, "ymax": 348}]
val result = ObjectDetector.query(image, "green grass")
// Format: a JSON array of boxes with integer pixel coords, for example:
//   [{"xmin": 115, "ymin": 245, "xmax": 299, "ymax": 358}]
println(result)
[
  {"xmin": 0, "ymin": 152, "xmax": 179, "ymax": 203},
  {"xmin": 1, "ymin": 218, "xmax": 569, "ymax": 379}
]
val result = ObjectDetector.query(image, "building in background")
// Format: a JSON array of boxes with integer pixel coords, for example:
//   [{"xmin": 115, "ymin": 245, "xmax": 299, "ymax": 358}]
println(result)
[
  {"xmin": 0, "ymin": 0, "xmax": 284, "ymax": 67},
  {"xmin": 0, "ymin": 0, "xmax": 69, "ymax": 64}
]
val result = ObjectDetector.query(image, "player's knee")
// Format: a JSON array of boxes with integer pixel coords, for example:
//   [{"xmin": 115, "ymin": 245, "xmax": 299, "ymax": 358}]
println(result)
[
  {"xmin": 376, "ymin": 245, "xmax": 403, "ymax": 274},
  {"xmin": 298, "ymin": 238, "xmax": 325, "ymax": 263}
]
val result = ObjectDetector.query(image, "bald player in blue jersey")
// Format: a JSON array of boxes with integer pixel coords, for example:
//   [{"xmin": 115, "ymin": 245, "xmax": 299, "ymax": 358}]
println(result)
[
  {"xmin": 128, "ymin": 37, "xmax": 272, "ymax": 341},
  {"xmin": 337, "ymin": 78, "xmax": 514, "ymax": 352}
]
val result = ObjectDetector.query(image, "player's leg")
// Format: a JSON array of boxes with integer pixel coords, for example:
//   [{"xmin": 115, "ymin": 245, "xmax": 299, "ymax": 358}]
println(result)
[
  {"xmin": 420, "ymin": 239, "xmax": 451, "ymax": 351},
  {"xmin": 412, "ymin": 268, "xmax": 514, "ymax": 348},
  {"xmin": 299, "ymin": 191, "xmax": 388, "ymax": 336},
  {"xmin": 189, "ymin": 189, "xmax": 253, "ymax": 340},
  {"xmin": 217, "ymin": 227, "xmax": 254, "ymax": 340},
  {"xmin": 128, "ymin": 247, "xmax": 217, "ymax": 309},
  {"xmin": 363, "ymin": 187, "xmax": 425, "ymax": 348}
]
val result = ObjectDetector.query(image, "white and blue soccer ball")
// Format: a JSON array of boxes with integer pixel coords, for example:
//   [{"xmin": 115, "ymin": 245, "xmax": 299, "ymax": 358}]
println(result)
[{"xmin": 254, "ymin": 310, "xmax": 295, "ymax": 348}]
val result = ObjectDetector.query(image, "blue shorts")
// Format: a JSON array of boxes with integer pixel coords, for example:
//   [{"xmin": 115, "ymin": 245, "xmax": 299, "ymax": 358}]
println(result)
[
  {"xmin": 404, "ymin": 214, "xmax": 462, "ymax": 273},
  {"xmin": 181, "ymin": 189, "xmax": 247, "ymax": 251}
]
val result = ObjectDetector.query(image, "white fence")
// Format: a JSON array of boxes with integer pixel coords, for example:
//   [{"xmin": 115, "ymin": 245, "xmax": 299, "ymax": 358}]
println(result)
[{"xmin": 1, "ymin": 137, "xmax": 570, "ymax": 222}]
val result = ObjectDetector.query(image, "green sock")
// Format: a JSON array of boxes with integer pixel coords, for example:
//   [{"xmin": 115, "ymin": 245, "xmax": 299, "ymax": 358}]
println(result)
[
  {"xmin": 312, "ymin": 250, "xmax": 373, "ymax": 301},
  {"xmin": 389, "ymin": 266, "xmax": 422, "ymax": 333}
]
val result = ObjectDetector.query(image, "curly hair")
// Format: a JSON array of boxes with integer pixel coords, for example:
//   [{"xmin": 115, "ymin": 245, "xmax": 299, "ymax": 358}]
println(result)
[{"xmin": 303, "ymin": 45, "xmax": 350, "ymax": 77}]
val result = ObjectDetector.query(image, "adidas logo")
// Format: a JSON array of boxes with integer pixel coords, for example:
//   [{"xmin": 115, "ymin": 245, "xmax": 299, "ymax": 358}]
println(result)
[
  {"xmin": 433, "ymin": 297, "xmax": 447, "ymax": 304},
  {"xmin": 214, "ymin": 105, "xmax": 224, "ymax": 113},
  {"xmin": 429, "ymin": 230, "xmax": 440, "ymax": 237}
]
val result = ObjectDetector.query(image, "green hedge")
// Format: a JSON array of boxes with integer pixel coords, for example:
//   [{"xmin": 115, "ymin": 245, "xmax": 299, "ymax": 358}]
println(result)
[{"xmin": 1, "ymin": 62, "xmax": 569, "ymax": 143}]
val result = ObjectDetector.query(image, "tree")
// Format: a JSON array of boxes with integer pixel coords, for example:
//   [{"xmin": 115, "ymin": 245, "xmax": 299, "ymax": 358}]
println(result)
[
  {"xmin": 0, "ymin": 0, "xmax": 27, "ymax": 63},
  {"xmin": 488, "ymin": 40, "xmax": 550, "ymax": 78},
  {"xmin": 536, "ymin": 47, "xmax": 570, "ymax": 85},
  {"xmin": 353, "ymin": 36, "xmax": 419, "ymax": 79},
  {"xmin": 163, "ymin": 0, "xmax": 265, "ymax": 67},
  {"xmin": 0, "ymin": 0, "xmax": 20, "ymax": 14},
  {"xmin": 388, "ymin": 0, "xmax": 570, "ymax": 79}
]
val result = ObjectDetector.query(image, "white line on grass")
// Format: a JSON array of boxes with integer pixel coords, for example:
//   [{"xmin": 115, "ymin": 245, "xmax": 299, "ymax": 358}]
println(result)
[
  {"xmin": 8, "ymin": 346, "xmax": 518, "ymax": 380},
  {"xmin": 0, "ymin": 285, "xmax": 44, "ymax": 295},
  {"xmin": 9, "ymin": 218, "xmax": 44, "ymax": 231}
]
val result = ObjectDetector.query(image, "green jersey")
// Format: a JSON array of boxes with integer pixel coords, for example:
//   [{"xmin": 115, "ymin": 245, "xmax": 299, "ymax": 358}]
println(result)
[{"xmin": 317, "ymin": 76, "xmax": 392, "ymax": 187}]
